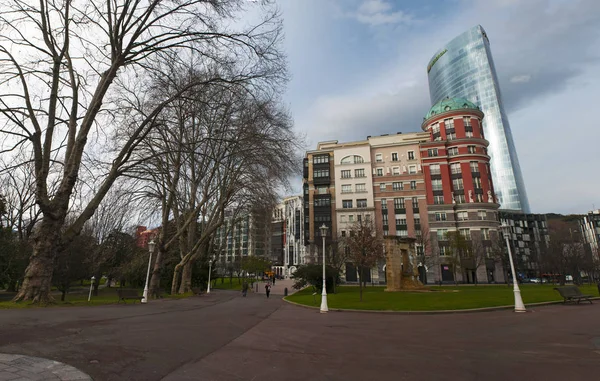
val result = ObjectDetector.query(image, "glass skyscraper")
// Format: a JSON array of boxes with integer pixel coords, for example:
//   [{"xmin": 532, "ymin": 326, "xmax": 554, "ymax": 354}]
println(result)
[{"xmin": 427, "ymin": 25, "xmax": 530, "ymax": 212}]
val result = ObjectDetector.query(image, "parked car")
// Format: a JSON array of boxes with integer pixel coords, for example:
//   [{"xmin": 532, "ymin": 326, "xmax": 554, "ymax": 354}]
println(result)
[{"xmin": 530, "ymin": 278, "xmax": 541, "ymax": 283}]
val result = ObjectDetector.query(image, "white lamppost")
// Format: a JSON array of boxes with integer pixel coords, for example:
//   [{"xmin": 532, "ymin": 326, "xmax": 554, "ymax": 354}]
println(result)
[
  {"xmin": 88, "ymin": 276, "xmax": 95, "ymax": 302},
  {"xmin": 142, "ymin": 240, "xmax": 155, "ymax": 304},
  {"xmin": 319, "ymin": 224, "xmax": 329, "ymax": 313},
  {"xmin": 500, "ymin": 225, "xmax": 526, "ymax": 312},
  {"xmin": 207, "ymin": 255, "xmax": 214, "ymax": 293}
]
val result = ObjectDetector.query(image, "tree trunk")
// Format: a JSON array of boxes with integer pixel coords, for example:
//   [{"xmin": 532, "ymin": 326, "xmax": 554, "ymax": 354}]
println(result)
[
  {"xmin": 359, "ymin": 267, "xmax": 363, "ymax": 302},
  {"xmin": 60, "ymin": 290, "xmax": 66, "ymax": 302},
  {"xmin": 148, "ymin": 247, "xmax": 164, "ymax": 298},
  {"xmin": 171, "ymin": 264, "xmax": 182, "ymax": 295},
  {"xmin": 13, "ymin": 217, "xmax": 62, "ymax": 303},
  {"xmin": 178, "ymin": 260, "xmax": 193, "ymax": 294}
]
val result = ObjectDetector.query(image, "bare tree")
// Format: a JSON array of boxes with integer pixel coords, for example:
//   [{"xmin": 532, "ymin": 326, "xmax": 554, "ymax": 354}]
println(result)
[
  {"xmin": 0, "ymin": 0, "xmax": 288, "ymax": 302},
  {"xmin": 343, "ymin": 218, "xmax": 384, "ymax": 301}
]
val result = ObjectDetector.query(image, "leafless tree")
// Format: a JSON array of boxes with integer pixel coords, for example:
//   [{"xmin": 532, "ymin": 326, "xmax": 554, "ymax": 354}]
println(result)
[
  {"xmin": 0, "ymin": 0, "xmax": 288, "ymax": 302},
  {"xmin": 343, "ymin": 218, "xmax": 384, "ymax": 301}
]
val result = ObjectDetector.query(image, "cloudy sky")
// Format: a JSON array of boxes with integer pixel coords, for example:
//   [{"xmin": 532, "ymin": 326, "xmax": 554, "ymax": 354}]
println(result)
[{"xmin": 271, "ymin": 0, "xmax": 600, "ymax": 215}]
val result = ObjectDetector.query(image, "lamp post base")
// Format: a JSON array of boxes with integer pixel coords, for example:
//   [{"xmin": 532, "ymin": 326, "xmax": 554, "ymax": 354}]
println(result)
[
  {"xmin": 320, "ymin": 293, "xmax": 328, "ymax": 313},
  {"xmin": 513, "ymin": 288, "xmax": 526, "ymax": 312},
  {"xmin": 142, "ymin": 288, "xmax": 148, "ymax": 304}
]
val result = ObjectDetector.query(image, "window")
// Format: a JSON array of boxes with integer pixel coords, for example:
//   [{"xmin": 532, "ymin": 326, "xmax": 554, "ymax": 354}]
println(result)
[
  {"xmin": 430, "ymin": 164, "xmax": 441, "ymax": 175},
  {"xmin": 396, "ymin": 230, "xmax": 408, "ymax": 237},
  {"xmin": 459, "ymin": 229, "xmax": 471, "ymax": 239},
  {"xmin": 470, "ymin": 161, "xmax": 479, "ymax": 173},
  {"xmin": 457, "ymin": 211, "xmax": 468, "ymax": 221},
  {"xmin": 357, "ymin": 199, "xmax": 367, "ymax": 208},
  {"xmin": 395, "ymin": 217, "xmax": 407, "ymax": 225},
  {"xmin": 437, "ymin": 229, "xmax": 448, "ymax": 241},
  {"xmin": 381, "ymin": 199, "xmax": 387, "ymax": 209},
  {"xmin": 473, "ymin": 177, "xmax": 482, "ymax": 189},
  {"xmin": 382, "ymin": 214, "xmax": 389, "ymax": 223},
  {"xmin": 313, "ymin": 155, "xmax": 329, "ymax": 164},
  {"xmin": 468, "ymin": 145, "xmax": 476, "ymax": 154},
  {"xmin": 365, "ymin": 214, "xmax": 371, "ymax": 221},
  {"xmin": 392, "ymin": 167, "xmax": 400, "ymax": 175},
  {"xmin": 412, "ymin": 197, "xmax": 419, "ymax": 209},
  {"xmin": 342, "ymin": 200, "xmax": 353, "ymax": 209},
  {"xmin": 341, "ymin": 184, "xmax": 352, "ymax": 193},
  {"xmin": 477, "ymin": 210, "xmax": 487, "ymax": 220},
  {"xmin": 341, "ymin": 170, "xmax": 351, "ymax": 178},
  {"xmin": 414, "ymin": 216, "xmax": 421, "ymax": 225},
  {"xmin": 341, "ymin": 231, "xmax": 346, "ymax": 237},
  {"xmin": 393, "ymin": 182, "xmax": 402, "ymax": 191},
  {"xmin": 394, "ymin": 198, "xmax": 405, "ymax": 209},
  {"xmin": 357, "ymin": 215, "xmax": 362, "ymax": 222},
  {"xmin": 452, "ymin": 178, "xmax": 464, "ymax": 190},
  {"xmin": 391, "ymin": 152, "xmax": 398, "ymax": 161},
  {"xmin": 431, "ymin": 179, "xmax": 443, "ymax": 191},
  {"xmin": 348, "ymin": 215, "xmax": 354, "ymax": 222},
  {"xmin": 450, "ymin": 163, "xmax": 461, "ymax": 174},
  {"xmin": 355, "ymin": 183, "xmax": 366, "ymax": 192},
  {"xmin": 428, "ymin": 148, "xmax": 438, "ymax": 157},
  {"xmin": 447, "ymin": 132, "xmax": 456, "ymax": 140},
  {"xmin": 432, "ymin": 123, "xmax": 440, "ymax": 134},
  {"xmin": 434, "ymin": 195, "xmax": 444, "ymax": 204},
  {"xmin": 355, "ymin": 168, "xmax": 365, "ymax": 178},
  {"xmin": 408, "ymin": 151, "xmax": 415, "ymax": 160},
  {"xmin": 409, "ymin": 165, "xmax": 417, "ymax": 174},
  {"xmin": 444, "ymin": 118, "xmax": 454, "ymax": 129},
  {"xmin": 339, "ymin": 215, "xmax": 347, "ymax": 223},
  {"xmin": 314, "ymin": 169, "xmax": 329, "ymax": 178},
  {"xmin": 376, "ymin": 168, "xmax": 383, "ymax": 176},
  {"xmin": 380, "ymin": 183, "xmax": 386, "ymax": 191},
  {"xmin": 375, "ymin": 153, "xmax": 383, "ymax": 163},
  {"xmin": 316, "ymin": 186, "xmax": 328, "ymax": 194},
  {"xmin": 314, "ymin": 198, "xmax": 330, "ymax": 207},
  {"xmin": 343, "ymin": 155, "xmax": 364, "ymax": 164},
  {"xmin": 466, "ymin": 130, "xmax": 473, "ymax": 138},
  {"xmin": 435, "ymin": 212, "xmax": 447, "ymax": 222},
  {"xmin": 482, "ymin": 228, "xmax": 490, "ymax": 240},
  {"xmin": 410, "ymin": 181, "xmax": 417, "ymax": 190},
  {"xmin": 475, "ymin": 193, "xmax": 484, "ymax": 203},
  {"xmin": 455, "ymin": 194, "xmax": 466, "ymax": 203},
  {"xmin": 463, "ymin": 117, "xmax": 472, "ymax": 127},
  {"xmin": 448, "ymin": 147, "xmax": 459, "ymax": 156}
]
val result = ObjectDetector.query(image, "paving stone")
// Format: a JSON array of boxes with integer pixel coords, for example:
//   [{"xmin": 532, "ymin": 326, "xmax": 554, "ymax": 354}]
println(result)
[{"xmin": 0, "ymin": 354, "xmax": 91, "ymax": 381}]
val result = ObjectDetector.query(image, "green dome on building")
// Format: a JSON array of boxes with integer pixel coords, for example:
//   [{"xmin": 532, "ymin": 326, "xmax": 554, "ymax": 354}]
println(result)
[{"xmin": 424, "ymin": 97, "xmax": 480, "ymax": 120}]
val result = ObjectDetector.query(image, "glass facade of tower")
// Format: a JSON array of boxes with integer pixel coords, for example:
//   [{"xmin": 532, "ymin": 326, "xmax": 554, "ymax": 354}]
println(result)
[{"xmin": 427, "ymin": 25, "xmax": 530, "ymax": 212}]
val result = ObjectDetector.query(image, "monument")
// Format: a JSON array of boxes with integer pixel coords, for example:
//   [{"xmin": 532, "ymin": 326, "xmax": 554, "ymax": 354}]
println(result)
[{"xmin": 384, "ymin": 236, "xmax": 424, "ymax": 291}]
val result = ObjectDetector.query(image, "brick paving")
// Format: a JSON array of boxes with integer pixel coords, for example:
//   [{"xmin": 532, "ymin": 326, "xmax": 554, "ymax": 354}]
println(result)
[{"xmin": 0, "ymin": 353, "xmax": 91, "ymax": 381}]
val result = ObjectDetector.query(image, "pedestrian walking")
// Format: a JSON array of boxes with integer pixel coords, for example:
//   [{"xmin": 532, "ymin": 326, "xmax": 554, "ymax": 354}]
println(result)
[
  {"xmin": 242, "ymin": 282, "xmax": 249, "ymax": 297},
  {"xmin": 265, "ymin": 283, "xmax": 271, "ymax": 299}
]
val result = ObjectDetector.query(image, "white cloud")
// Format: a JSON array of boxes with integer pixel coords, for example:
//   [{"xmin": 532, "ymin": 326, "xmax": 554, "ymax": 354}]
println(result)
[
  {"xmin": 510, "ymin": 75, "xmax": 531, "ymax": 83},
  {"xmin": 352, "ymin": 0, "xmax": 413, "ymax": 26}
]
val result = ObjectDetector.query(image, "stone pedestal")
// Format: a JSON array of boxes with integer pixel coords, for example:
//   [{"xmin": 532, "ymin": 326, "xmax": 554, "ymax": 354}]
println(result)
[{"xmin": 384, "ymin": 236, "xmax": 424, "ymax": 291}]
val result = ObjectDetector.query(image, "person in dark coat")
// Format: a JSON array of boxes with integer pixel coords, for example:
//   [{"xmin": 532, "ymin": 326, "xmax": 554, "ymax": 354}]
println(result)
[
  {"xmin": 265, "ymin": 283, "xmax": 271, "ymax": 298},
  {"xmin": 242, "ymin": 282, "xmax": 249, "ymax": 297}
]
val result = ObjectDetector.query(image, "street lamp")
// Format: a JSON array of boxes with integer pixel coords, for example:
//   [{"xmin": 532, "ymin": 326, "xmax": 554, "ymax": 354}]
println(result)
[
  {"xmin": 319, "ymin": 224, "xmax": 329, "ymax": 313},
  {"xmin": 142, "ymin": 240, "xmax": 156, "ymax": 304},
  {"xmin": 500, "ymin": 225, "xmax": 526, "ymax": 312},
  {"xmin": 88, "ymin": 276, "xmax": 95, "ymax": 302},
  {"xmin": 207, "ymin": 254, "xmax": 214, "ymax": 293}
]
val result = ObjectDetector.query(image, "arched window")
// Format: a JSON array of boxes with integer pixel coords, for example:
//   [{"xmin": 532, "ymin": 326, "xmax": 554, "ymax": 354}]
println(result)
[{"xmin": 340, "ymin": 155, "xmax": 365, "ymax": 164}]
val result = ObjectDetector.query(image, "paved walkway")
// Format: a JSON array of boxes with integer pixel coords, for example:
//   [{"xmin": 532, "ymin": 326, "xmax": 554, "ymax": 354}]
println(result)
[
  {"xmin": 253, "ymin": 278, "xmax": 296, "ymax": 296},
  {"xmin": 0, "ymin": 353, "xmax": 91, "ymax": 380}
]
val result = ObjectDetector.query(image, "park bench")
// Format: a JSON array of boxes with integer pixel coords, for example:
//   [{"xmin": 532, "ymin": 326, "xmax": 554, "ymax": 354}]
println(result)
[
  {"xmin": 117, "ymin": 289, "xmax": 143, "ymax": 304},
  {"xmin": 554, "ymin": 286, "xmax": 594, "ymax": 304}
]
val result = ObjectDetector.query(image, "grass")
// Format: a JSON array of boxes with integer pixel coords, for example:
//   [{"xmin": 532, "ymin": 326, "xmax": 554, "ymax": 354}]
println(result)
[
  {"xmin": 211, "ymin": 277, "xmax": 257, "ymax": 291},
  {"xmin": 0, "ymin": 287, "xmax": 195, "ymax": 309},
  {"xmin": 285, "ymin": 284, "xmax": 600, "ymax": 311}
]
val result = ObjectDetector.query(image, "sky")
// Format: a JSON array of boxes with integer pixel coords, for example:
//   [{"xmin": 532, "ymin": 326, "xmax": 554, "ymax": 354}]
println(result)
[{"xmin": 270, "ymin": 0, "xmax": 600, "ymax": 215}]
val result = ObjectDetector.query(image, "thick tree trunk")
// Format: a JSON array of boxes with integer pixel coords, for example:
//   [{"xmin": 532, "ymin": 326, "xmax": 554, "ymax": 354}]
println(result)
[
  {"xmin": 13, "ymin": 218, "xmax": 62, "ymax": 303},
  {"xmin": 171, "ymin": 264, "xmax": 182, "ymax": 295},
  {"xmin": 148, "ymin": 248, "xmax": 164, "ymax": 298},
  {"xmin": 178, "ymin": 260, "xmax": 193, "ymax": 294},
  {"xmin": 359, "ymin": 267, "xmax": 363, "ymax": 302}
]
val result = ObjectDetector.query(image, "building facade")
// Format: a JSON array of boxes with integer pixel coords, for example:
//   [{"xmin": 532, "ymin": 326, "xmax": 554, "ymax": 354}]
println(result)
[
  {"xmin": 214, "ymin": 209, "xmax": 270, "ymax": 265},
  {"xmin": 427, "ymin": 25, "xmax": 530, "ymax": 213},
  {"xmin": 579, "ymin": 210, "xmax": 600, "ymax": 259},
  {"xmin": 499, "ymin": 211, "xmax": 550, "ymax": 279},
  {"xmin": 421, "ymin": 97, "xmax": 504, "ymax": 284},
  {"xmin": 271, "ymin": 196, "xmax": 306, "ymax": 277}
]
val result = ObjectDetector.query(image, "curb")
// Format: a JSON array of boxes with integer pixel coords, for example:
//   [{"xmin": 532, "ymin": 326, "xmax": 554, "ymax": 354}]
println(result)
[{"xmin": 283, "ymin": 296, "xmax": 600, "ymax": 315}]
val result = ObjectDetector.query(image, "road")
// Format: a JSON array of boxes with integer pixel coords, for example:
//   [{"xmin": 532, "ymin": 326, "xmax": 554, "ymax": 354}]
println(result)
[{"xmin": 1, "ymin": 289, "xmax": 600, "ymax": 380}]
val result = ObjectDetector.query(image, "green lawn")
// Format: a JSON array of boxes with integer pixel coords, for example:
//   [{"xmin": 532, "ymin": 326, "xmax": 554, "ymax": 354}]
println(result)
[
  {"xmin": 285, "ymin": 284, "xmax": 599, "ymax": 311},
  {"xmin": 0, "ymin": 287, "xmax": 192, "ymax": 309},
  {"xmin": 211, "ymin": 277, "xmax": 259, "ymax": 291}
]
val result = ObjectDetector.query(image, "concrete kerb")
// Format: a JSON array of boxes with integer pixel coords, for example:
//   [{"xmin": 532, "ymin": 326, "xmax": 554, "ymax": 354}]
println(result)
[
  {"xmin": 283, "ymin": 296, "xmax": 600, "ymax": 315},
  {"xmin": 0, "ymin": 353, "xmax": 92, "ymax": 380}
]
